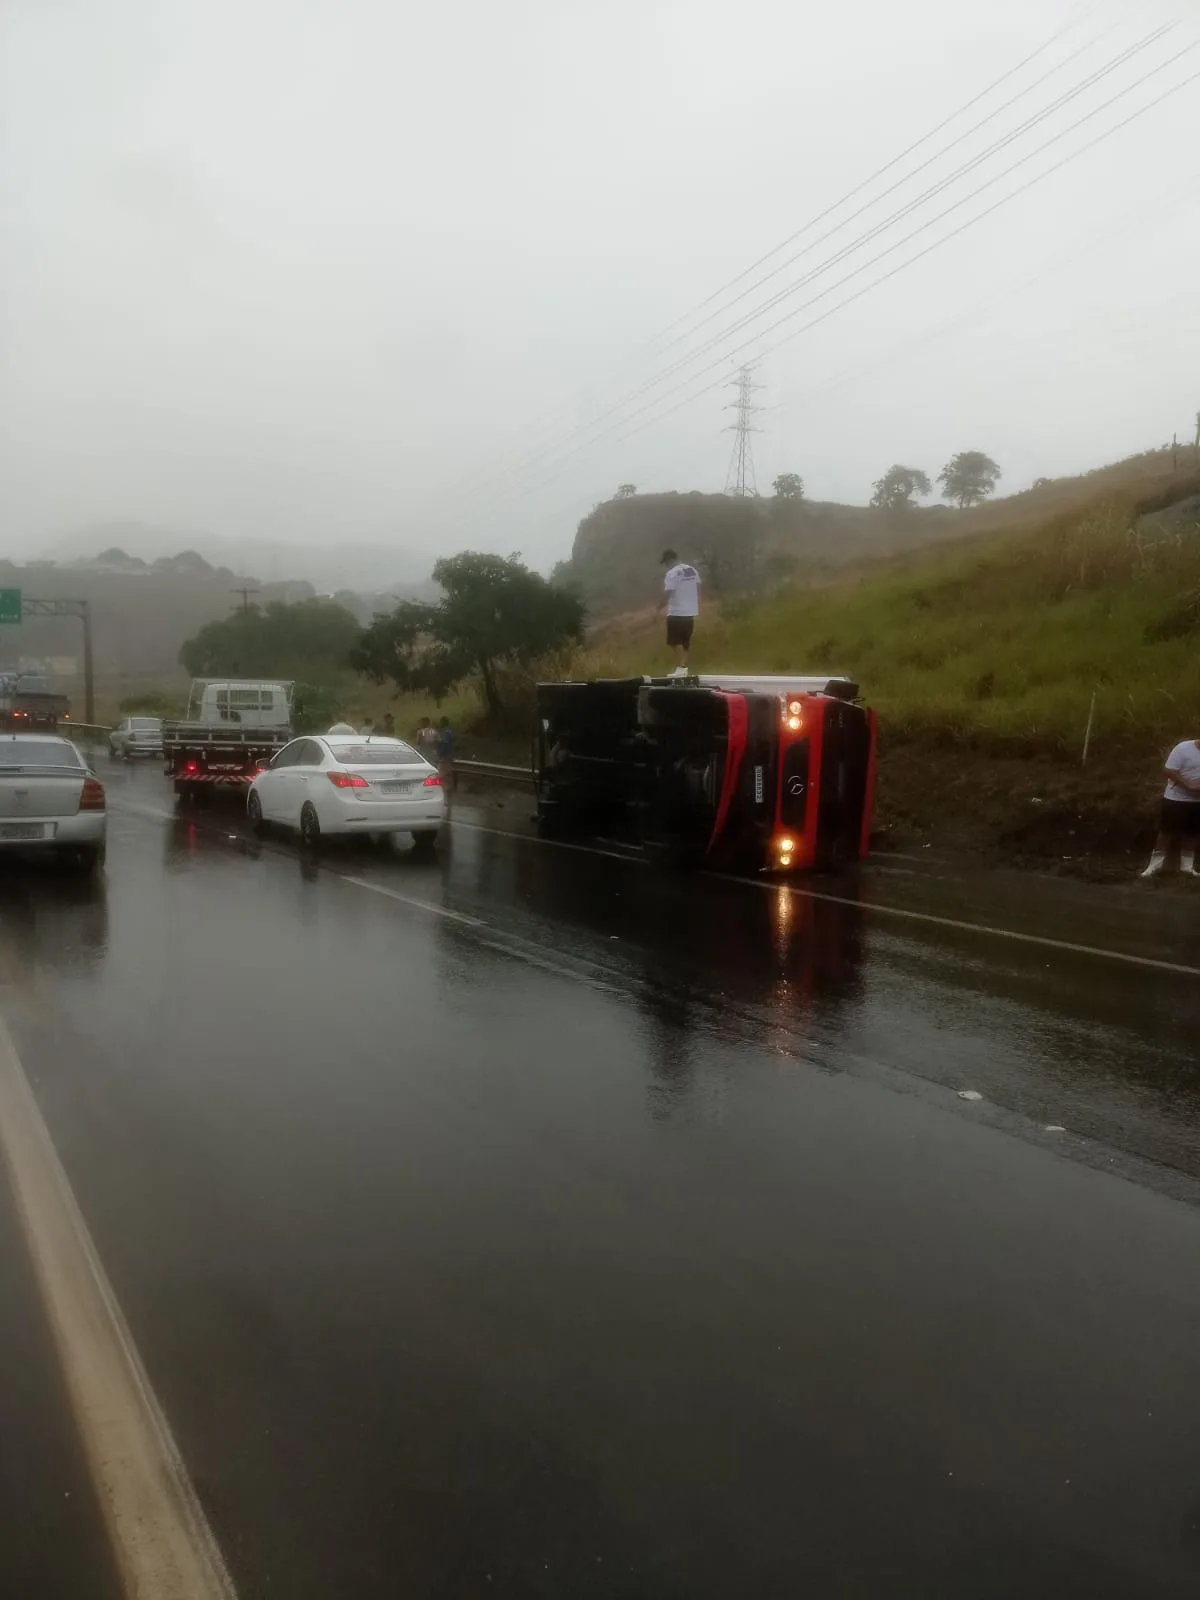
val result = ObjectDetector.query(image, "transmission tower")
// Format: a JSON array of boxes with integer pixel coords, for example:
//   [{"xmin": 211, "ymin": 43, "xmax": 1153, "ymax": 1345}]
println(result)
[{"xmin": 723, "ymin": 364, "xmax": 763, "ymax": 496}]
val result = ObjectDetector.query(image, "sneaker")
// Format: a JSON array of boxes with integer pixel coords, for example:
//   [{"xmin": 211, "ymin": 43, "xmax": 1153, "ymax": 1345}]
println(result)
[
  {"xmin": 670, "ymin": 665, "xmax": 689, "ymax": 678},
  {"xmin": 1140, "ymin": 857, "xmax": 1166, "ymax": 878}
]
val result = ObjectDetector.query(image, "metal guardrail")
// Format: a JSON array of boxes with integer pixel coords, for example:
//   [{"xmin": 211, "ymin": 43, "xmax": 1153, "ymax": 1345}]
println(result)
[
  {"xmin": 65, "ymin": 723, "xmax": 114, "ymax": 739},
  {"xmin": 456, "ymin": 759, "xmax": 535, "ymax": 789}
]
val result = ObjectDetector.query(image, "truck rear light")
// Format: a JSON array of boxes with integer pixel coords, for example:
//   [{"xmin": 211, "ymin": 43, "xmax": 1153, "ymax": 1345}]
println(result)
[
  {"xmin": 423, "ymin": 774, "xmax": 443, "ymax": 788},
  {"xmin": 327, "ymin": 770, "xmax": 369, "ymax": 789},
  {"xmin": 183, "ymin": 760, "xmax": 200, "ymax": 775},
  {"xmin": 79, "ymin": 778, "xmax": 106, "ymax": 811}
]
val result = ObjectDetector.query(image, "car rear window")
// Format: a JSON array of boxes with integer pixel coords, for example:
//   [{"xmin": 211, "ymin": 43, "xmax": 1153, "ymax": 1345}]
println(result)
[
  {"xmin": 327, "ymin": 741, "xmax": 425, "ymax": 765},
  {"xmin": 0, "ymin": 738, "xmax": 81, "ymax": 767},
  {"xmin": 131, "ymin": 718, "xmax": 160, "ymax": 729}
]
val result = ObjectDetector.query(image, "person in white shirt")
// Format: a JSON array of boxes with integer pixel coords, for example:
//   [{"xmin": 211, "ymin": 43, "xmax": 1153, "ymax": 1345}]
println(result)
[
  {"xmin": 1140, "ymin": 736, "xmax": 1200, "ymax": 876},
  {"xmin": 657, "ymin": 548, "xmax": 701, "ymax": 677}
]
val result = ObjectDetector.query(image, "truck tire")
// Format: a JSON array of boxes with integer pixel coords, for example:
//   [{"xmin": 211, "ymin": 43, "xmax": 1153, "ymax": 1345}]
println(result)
[{"xmin": 174, "ymin": 780, "xmax": 195, "ymax": 804}]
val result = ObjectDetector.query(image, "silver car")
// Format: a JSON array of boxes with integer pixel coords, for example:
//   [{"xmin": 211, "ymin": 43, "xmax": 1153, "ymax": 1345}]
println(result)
[
  {"xmin": 109, "ymin": 716, "xmax": 164, "ymax": 759},
  {"xmin": 0, "ymin": 735, "xmax": 107, "ymax": 870}
]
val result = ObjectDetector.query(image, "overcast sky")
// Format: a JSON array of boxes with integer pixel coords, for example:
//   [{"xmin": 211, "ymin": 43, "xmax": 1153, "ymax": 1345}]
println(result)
[{"xmin": 1, "ymin": 0, "xmax": 1197, "ymax": 574}]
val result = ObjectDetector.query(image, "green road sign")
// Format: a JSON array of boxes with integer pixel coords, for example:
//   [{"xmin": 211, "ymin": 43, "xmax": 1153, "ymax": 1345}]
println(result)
[{"xmin": 0, "ymin": 589, "xmax": 21, "ymax": 624}]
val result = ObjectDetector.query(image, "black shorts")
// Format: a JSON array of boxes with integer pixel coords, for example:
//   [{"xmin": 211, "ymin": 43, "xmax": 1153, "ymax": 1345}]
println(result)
[
  {"xmin": 1160, "ymin": 798, "xmax": 1200, "ymax": 835},
  {"xmin": 666, "ymin": 615, "xmax": 695, "ymax": 648}
]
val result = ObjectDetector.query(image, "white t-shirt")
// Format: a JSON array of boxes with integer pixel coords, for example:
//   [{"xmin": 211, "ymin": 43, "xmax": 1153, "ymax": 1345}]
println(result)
[
  {"xmin": 663, "ymin": 563, "xmax": 701, "ymax": 617},
  {"xmin": 1163, "ymin": 739, "xmax": 1200, "ymax": 802}
]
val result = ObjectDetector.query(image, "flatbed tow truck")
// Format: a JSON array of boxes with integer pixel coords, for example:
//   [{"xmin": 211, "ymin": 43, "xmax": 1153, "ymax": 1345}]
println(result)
[
  {"xmin": 534, "ymin": 672, "xmax": 876, "ymax": 874},
  {"xmin": 163, "ymin": 679, "xmax": 294, "ymax": 801}
]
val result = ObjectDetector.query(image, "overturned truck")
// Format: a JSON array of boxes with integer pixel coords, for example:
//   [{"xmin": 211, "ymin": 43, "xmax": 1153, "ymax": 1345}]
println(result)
[{"xmin": 534, "ymin": 673, "xmax": 877, "ymax": 874}]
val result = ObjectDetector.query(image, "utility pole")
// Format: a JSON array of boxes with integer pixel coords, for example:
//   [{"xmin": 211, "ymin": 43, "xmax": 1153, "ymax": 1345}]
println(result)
[
  {"xmin": 723, "ymin": 364, "xmax": 763, "ymax": 497},
  {"xmin": 230, "ymin": 585, "xmax": 260, "ymax": 615}
]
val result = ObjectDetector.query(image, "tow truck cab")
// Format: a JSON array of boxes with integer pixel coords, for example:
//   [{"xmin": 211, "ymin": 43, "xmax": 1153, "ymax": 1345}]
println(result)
[{"xmin": 535, "ymin": 674, "xmax": 876, "ymax": 873}]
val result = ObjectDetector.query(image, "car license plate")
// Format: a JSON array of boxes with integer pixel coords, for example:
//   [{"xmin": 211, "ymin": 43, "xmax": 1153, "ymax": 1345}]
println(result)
[
  {"xmin": 0, "ymin": 823, "xmax": 47, "ymax": 840},
  {"xmin": 379, "ymin": 781, "xmax": 414, "ymax": 795}
]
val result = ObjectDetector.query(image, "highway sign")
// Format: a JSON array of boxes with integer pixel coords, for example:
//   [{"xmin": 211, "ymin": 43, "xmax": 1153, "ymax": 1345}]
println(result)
[{"xmin": 0, "ymin": 589, "xmax": 21, "ymax": 624}]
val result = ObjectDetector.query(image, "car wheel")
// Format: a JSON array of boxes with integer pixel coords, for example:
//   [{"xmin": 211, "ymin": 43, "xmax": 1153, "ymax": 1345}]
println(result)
[
  {"xmin": 75, "ymin": 843, "xmax": 106, "ymax": 874},
  {"xmin": 300, "ymin": 802, "xmax": 322, "ymax": 850},
  {"xmin": 247, "ymin": 790, "xmax": 266, "ymax": 836},
  {"xmin": 410, "ymin": 830, "xmax": 437, "ymax": 859},
  {"xmin": 108, "ymin": 742, "xmax": 119, "ymax": 760}
]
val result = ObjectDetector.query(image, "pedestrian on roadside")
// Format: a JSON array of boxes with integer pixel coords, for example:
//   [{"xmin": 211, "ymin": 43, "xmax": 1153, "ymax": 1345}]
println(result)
[
  {"xmin": 361, "ymin": 717, "xmax": 375, "ymax": 737},
  {"xmin": 415, "ymin": 715, "xmax": 440, "ymax": 759},
  {"xmin": 1140, "ymin": 734, "xmax": 1200, "ymax": 877},
  {"xmin": 381, "ymin": 711, "xmax": 395, "ymax": 736},
  {"xmin": 656, "ymin": 548, "xmax": 700, "ymax": 677},
  {"xmin": 437, "ymin": 715, "xmax": 457, "ymax": 798}
]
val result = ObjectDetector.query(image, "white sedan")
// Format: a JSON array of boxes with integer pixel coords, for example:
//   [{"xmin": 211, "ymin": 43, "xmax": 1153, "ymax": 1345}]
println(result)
[
  {"xmin": 247, "ymin": 733, "xmax": 445, "ymax": 852},
  {"xmin": 0, "ymin": 734, "xmax": 107, "ymax": 870},
  {"xmin": 109, "ymin": 716, "xmax": 164, "ymax": 759}
]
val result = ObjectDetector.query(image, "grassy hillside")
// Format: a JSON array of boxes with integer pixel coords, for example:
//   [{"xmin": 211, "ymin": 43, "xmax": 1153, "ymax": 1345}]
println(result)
[
  {"xmin": 566, "ymin": 455, "xmax": 1200, "ymax": 869},
  {"xmin": 564, "ymin": 446, "xmax": 1200, "ymax": 624}
]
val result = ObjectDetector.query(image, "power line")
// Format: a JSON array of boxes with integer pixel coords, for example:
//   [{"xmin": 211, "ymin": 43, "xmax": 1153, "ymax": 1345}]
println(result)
[
  {"xmin": 653, "ymin": 9, "xmax": 1132, "ymax": 358},
  {"xmin": 419, "ymin": 25, "xmax": 1184, "ymax": 534},
  {"xmin": 723, "ymin": 366, "xmax": 763, "ymax": 497},
  {"xmin": 601, "ymin": 55, "xmax": 1200, "ymax": 450},
  {"xmin": 428, "ymin": 39, "xmax": 1200, "ymax": 534},
  {"xmin": 410, "ymin": 6, "xmax": 1109, "ymax": 515},
  {"xmin": 513, "ymin": 23, "xmax": 1177, "ymax": 453},
  {"xmin": 654, "ymin": 2, "xmax": 1107, "ymax": 340}
]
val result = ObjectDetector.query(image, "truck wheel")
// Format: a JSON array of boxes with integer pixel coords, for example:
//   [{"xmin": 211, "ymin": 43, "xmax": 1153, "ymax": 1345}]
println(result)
[
  {"xmin": 174, "ymin": 781, "xmax": 195, "ymax": 805},
  {"xmin": 300, "ymin": 803, "xmax": 321, "ymax": 850}
]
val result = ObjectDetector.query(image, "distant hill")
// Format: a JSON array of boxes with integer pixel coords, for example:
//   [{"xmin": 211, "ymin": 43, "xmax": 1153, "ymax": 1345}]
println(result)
[
  {"xmin": 0, "ymin": 549, "xmax": 434, "ymax": 694},
  {"xmin": 559, "ymin": 447, "xmax": 1200, "ymax": 620},
  {"xmin": 44, "ymin": 520, "xmax": 430, "ymax": 593}
]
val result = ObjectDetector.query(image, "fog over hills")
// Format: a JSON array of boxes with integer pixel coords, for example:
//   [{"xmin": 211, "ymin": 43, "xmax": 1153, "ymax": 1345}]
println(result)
[{"xmin": 42, "ymin": 522, "xmax": 428, "ymax": 593}]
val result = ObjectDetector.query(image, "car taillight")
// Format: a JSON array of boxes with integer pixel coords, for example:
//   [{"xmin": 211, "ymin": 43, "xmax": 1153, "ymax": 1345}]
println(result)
[
  {"xmin": 423, "ymin": 774, "xmax": 443, "ymax": 787},
  {"xmin": 327, "ymin": 770, "xmax": 369, "ymax": 789},
  {"xmin": 79, "ymin": 778, "xmax": 105, "ymax": 811}
]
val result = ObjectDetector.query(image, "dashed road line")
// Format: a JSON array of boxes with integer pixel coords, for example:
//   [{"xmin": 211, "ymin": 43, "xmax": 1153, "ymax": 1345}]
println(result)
[{"xmin": 0, "ymin": 1009, "xmax": 238, "ymax": 1600}]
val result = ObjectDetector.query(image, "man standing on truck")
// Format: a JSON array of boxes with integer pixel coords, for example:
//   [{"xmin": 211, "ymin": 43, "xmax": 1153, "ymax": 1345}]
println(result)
[{"xmin": 657, "ymin": 549, "xmax": 700, "ymax": 677}]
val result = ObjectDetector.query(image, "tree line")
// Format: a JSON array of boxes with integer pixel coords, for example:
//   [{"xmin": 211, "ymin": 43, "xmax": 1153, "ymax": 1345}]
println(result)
[{"xmin": 617, "ymin": 451, "xmax": 1003, "ymax": 511}]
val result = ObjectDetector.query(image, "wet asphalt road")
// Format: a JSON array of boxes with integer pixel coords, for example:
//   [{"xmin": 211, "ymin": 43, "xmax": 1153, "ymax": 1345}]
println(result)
[{"xmin": 4, "ymin": 758, "xmax": 1200, "ymax": 1598}]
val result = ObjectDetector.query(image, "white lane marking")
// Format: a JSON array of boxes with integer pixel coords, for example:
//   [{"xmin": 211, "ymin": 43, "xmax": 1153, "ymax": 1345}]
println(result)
[
  {"xmin": 338, "ymin": 875, "xmax": 486, "ymax": 927},
  {"xmin": 717, "ymin": 873, "xmax": 1200, "ymax": 979},
  {"xmin": 451, "ymin": 821, "xmax": 1200, "ymax": 980},
  {"xmin": 0, "ymin": 1011, "xmax": 237, "ymax": 1599},
  {"xmin": 113, "ymin": 792, "xmax": 1200, "ymax": 981},
  {"xmin": 450, "ymin": 819, "xmax": 640, "ymax": 865}
]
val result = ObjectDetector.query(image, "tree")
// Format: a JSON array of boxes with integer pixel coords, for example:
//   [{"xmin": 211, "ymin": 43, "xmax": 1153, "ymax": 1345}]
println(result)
[
  {"xmin": 614, "ymin": 483, "xmax": 638, "ymax": 499},
  {"xmin": 772, "ymin": 472, "xmax": 805, "ymax": 500},
  {"xmin": 938, "ymin": 451, "xmax": 1001, "ymax": 509},
  {"xmin": 179, "ymin": 598, "xmax": 361, "ymax": 678},
  {"xmin": 349, "ymin": 551, "xmax": 584, "ymax": 721},
  {"xmin": 870, "ymin": 465, "xmax": 932, "ymax": 513}
]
